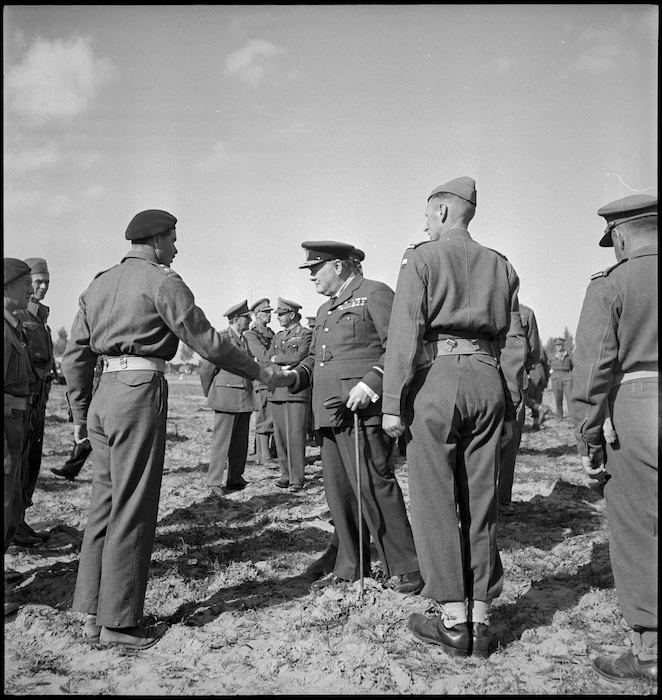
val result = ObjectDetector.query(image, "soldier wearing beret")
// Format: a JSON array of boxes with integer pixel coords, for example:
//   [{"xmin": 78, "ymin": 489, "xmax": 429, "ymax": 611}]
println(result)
[
  {"xmin": 571, "ymin": 194, "xmax": 658, "ymax": 683},
  {"xmin": 61, "ymin": 210, "xmax": 281, "ymax": 649},
  {"xmin": 244, "ymin": 298, "xmax": 277, "ymax": 468},
  {"xmin": 549, "ymin": 336, "xmax": 573, "ymax": 420},
  {"xmin": 268, "ymin": 298, "xmax": 312, "ymax": 492},
  {"xmin": 382, "ymin": 177, "xmax": 526, "ymax": 658},
  {"xmin": 282, "ymin": 241, "xmax": 422, "ymax": 594},
  {"xmin": 4, "ymin": 258, "xmax": 36, "ymax": 615},
  {"xmin": 200, "ymin": 300, "xmax": 257, "ymax": 495},
  {"xmin": 13, "ymin": 257, "xmax": 57, "ymax": 545}
]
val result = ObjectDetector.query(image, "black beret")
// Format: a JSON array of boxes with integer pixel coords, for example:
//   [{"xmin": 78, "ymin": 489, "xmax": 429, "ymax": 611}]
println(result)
[
  {"xmin": 224, "ymin": 300, "xmax": 250, "ymax": 319},
  {"xmin": 554, "ymin": 337, "xmax": 565, "ymax": 344},
  {"xmin": 125, "ymin": 209, "xmax": 177, "ymax": 241},
  {"xmin": 4, "ymin": 258, "xmax": 33, "ymax": 285},
  {"xmin": 597, "ymin": 194, "xmax": 657, "ymax": 247},
  {"xmin": 299, "ymin": 241, "xmax": 356, "ymax": 269}
]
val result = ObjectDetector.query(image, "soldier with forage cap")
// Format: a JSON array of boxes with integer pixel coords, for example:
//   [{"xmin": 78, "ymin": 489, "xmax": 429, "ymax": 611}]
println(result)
[
  {"xmin": 4, "ymin": 258, "xmax": 36, "ymax": 615},
  {"xmin": 281, "ymin": 241, "xmax": 422, "ymax": 594},
  {"xmin": 382, "ymin": 177, "xmax": 526, "ymax": 658},
  {"xmin": 268, "ymin": 297, "xmax": 312, "ymax": 492},
  {"xmin": 244, "ymin": 298, "xmax": 277, "ymax": 467},
  {"xmin": 62, "ymin": 210, "xmax": 281, "ymax": 649},
  {"xmin": 549, "ymin": 336, "xmax": 573, "ymax": 420},
  {"xmin": 13, "ymin": 257, "xmax": 57, "ymax": 546},
  {"xmin": 200, "ymin": 300, "xmax": 257, "ymax": 494},
  {"xmin": 571, "ymin": 193, "xmax": 658, "ymax": 683}
]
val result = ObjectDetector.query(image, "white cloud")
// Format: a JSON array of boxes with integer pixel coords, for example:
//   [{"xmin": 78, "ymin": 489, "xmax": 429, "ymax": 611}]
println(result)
[
  {"xmin": 4, "ymin": 142, "xmax": 61, "ymax": 173},
  {"xmin": 224, "ymin": 39, "xmax": 286, "ymax": 87},
  {"xmin": 5, "ymin": 35, "xmax": 117, "ymax": 125},
  {"xmin": 3, "ymin": 189, "xmax": 41, "ymax": 213},
  {"xmin": 45, "ymin": 194, "xmax": 80, "ymax": 216}
]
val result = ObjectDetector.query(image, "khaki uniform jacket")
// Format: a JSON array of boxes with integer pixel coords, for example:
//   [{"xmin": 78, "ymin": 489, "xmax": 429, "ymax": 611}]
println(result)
[
  {"xmin": 382, "ymin": 229, "xmax": 525, "ymax": 420},
  {"xmin": 4, "ymin": 310, "xmax": 33, "ymax": 400},
  {"xmin": 200, "ymin": 327, "xmax": 256, "ymax": 413},
  {"xmin": 572, "ymin": 243, "xmax": 658, "ymax": 455},
  {"xmin": 244, "ymin": 323, "xmax": 275, "ymax": 391},
  {"xmin": 292, "ymin": 275, "xmax": 392, "ymax": 428},
  {"xmin": 15, "ymin": 300, "xmax": 55, "ymax": 384},
  {"xmin": 268, "ymin": 322, "xmax": 313, "ymax": 403},
  {"xmin": 62, "ymin": 249, "xmax": 261, "ymax": 425}
]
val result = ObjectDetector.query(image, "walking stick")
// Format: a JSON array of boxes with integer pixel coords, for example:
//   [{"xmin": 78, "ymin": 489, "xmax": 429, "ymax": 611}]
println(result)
[{"xmin": 354, "ymin": 412, "xmax": 364, "ymax": 598}]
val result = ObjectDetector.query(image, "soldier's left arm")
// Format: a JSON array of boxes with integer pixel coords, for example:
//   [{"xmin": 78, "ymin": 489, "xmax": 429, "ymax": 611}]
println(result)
[
  {"xmin": 360, "ymin": 281, "xmax": 395, "ymax": 396},
  {"xmin": 571, "ymin": 277, "xmax": 619, "ymax": 456}
]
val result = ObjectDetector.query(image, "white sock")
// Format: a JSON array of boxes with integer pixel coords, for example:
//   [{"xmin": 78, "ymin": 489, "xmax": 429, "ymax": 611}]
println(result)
[
  {"xmin": 440, "ymin": 602, "xmax": 467, "ymax": 627},
  {"xmin": 469, "ymin": 599, "xmax": 491, "ymax": 625}
]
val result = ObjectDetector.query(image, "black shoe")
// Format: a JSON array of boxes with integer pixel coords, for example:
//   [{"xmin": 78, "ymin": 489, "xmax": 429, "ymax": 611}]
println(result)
[
  {"xmin": 22, "ymin": 522, "xmax": 49, "ymax": 541},
  {"xmin": 471, "ymin": 622, "xmax": 491, "ymax": 658},
  {"xmin": 50, "ymin": 467, "xmax": 76, "ymax": 482},
  {"xmin": 592, "ymin": 649, "xmax": 658, "ymax": 683},
  {"xmin": 275, "ymin": 479, "xmax": 289, "ymax": 489},
  {"xmin": 393, "ymin": 570, "xmax": 424, "ymax": 595},
  {"xmin": 303, "ymin": 545, "xmax": 338, "ymax": 580},
  {"xmin": 11, "ymin": 523, "xmax": 41, "ymax": 547},
  {"xmin": 311, "ymin": 573, "xmax": 352, "ymax": 591},
  {"xmin": 224, "ymin": 478, "xmax": 248, "ymax": 491},
  {"xmin": 408, "ymin": 613, "xmax": 471, "ymax": 657}
]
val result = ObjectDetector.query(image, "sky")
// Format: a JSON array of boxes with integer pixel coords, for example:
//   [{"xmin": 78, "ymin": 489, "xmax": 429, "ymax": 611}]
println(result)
[{"xmin": 3, "ymin": 4, "xmax": 658, "ymax": 357}]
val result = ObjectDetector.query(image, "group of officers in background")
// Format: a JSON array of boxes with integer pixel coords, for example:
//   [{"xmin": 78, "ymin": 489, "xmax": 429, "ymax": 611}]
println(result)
[{"xmin": 3, "ymin": 183, "xmax": 657, "ymax": 681}]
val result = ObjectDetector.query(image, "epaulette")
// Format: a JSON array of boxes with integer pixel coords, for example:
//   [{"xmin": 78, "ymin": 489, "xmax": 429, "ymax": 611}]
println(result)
[
  {"xmin": 487, "ymin": 247, "xmax": 508, "ymax": 261},
  {"xmin": 590, "ymin": 258, "xmax": 628, "ymax": 280},
  {"xmin": 406, "ymin": 240, "xmax": 430, "ymax": 250},
  {"xmin": 92, "ymin": 265, "xmax": 116, "ymax": 280}
]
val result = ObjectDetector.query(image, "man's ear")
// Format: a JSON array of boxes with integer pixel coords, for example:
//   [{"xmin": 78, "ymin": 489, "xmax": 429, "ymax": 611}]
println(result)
[{"xmin": 439, "ymin": 203, "xmax": 447, "ymax": 222}]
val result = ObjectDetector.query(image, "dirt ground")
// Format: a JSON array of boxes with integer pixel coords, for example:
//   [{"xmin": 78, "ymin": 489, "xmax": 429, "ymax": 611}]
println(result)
[{"xmin": 3, "ymin": 376, "xmax": 656, "ymax": 695}]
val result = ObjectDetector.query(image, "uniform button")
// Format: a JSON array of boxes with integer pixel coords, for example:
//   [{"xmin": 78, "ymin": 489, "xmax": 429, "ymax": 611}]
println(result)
[
  {"xmin": 327, "ymin": 310, "xmax": 332, "ymax": 315},
  {"xmin": 320, "ymin": 362, "xmax": 324, "ymax": 367},
  {"xmin": 324, "ymin": 328, "xmax": 329, "ymax": 332},
  {"xmin": 322, "ymin": 344, "xmax": 326, "ymax": 348}
]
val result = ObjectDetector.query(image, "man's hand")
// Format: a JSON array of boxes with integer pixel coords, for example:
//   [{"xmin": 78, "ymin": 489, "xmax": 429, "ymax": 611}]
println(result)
[
  {"xmin": 73, "ymin": 424, "xmax": 89, "ymax": 445},
  {"xmin": 260, "ymin": 365, "xmax": 295, "ymax": 391},
  {"xmin": 500, "ymin": 420, "xmax": 514, "ymax": 448},
  {"xmin": 582, "ymin": 446, "xmax": 606, "ymax": 478},
  {"xmin": 383, "ymin": 414, "xmax": 405, "ymax": 439},
  {"xmin": 602, "ymin": 416, "xmax": 617, "ymax": 445},
  {"xmin": 346, "ymin": 384, "xmax": 371, "ymax": 412}
]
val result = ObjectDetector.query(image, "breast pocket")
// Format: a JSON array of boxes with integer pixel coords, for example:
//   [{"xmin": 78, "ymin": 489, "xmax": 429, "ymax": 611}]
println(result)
[{"xmin": 336, "ymin": 308, "xmax": 366, "ymax": 345}]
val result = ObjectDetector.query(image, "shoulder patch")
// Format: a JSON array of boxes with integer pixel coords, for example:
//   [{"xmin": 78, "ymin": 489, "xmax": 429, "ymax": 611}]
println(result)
[
  {"xmin": 406, "ymin": 240, "xmax": 429, "ymax": 250},
  {"xmin": 590, "ymin": 258, "xmax": 628, "ymax": 280}
]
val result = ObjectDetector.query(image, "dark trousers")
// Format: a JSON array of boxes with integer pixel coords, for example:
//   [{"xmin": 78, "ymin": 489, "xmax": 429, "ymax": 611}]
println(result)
[
  {"xmin": 406, "ymin": 354, "xmax": 504, "ymax": 604},
  {"xmin": 551, "ymin": 371, "xmax": 572, "ymax": 419},
  {"xmin": 498, "ymin": 400, "xmax": 526, "ymax": 505},
  {"xmin": 72, "ymin": 371, "xmax": 168, "ymax": 628},
  {"xmin": 4, "ymin": 409, "xmax": 28, "ymax": 552},
  {"xmin": 605, "ymin": 378, "xmax": 658, "ymax": 655},
  {"xmin": 271, "ymin": 401, "xmax": 308, "ymax": 487},
  {"xmin": 207, "ymin": 411, "xmax": 251, "ymax": 487},
  {"xmin": 61, "ymin": 440, "xmax": 94, "ymax": 477},
  {"xmin": 22, "ymin": 399, "xmax": 46, "ymax": 509},
  {"xmin": 319, "ymin": 424, "xmax": 418, "ymax": 581}
]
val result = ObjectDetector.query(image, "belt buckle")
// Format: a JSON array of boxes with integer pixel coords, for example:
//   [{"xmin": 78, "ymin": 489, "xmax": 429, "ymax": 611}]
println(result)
[
  {"xmin": 445, "ymin": 338, "xmax": 457, "ymax": 351},
  {"xmin": 119, "ymin": 356, "xmax": 128, "ymax": 370},
  {"xmin": 103, "ymin": 358, "xmax": 110, "ymax": 372}
]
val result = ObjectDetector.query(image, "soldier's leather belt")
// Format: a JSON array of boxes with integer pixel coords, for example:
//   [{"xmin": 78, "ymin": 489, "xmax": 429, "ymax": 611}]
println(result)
[
  {"xmin": 102, "ymin": 356, "xmax": 166, "ymax": 373},
  {"xmin": 4, "ymin": 394, "xmax": 28, "ymax": 412},
  {"xmin": 619, "ymin": 370, "xmax": 658, "ymax": 384},
  {"xmin": 428, "ymin": 337, "xmax": 495, "ymax": 356}
]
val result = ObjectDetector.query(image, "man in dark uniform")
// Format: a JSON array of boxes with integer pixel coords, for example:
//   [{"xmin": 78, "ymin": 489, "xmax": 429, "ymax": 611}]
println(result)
[
  {"xmin": 525, "ymin": 345, "xmax": 550, "ymax": 430},
  {"xmin": 200, "ymin": 300, "xmax": 257, "ymax": 495},
  {"xmin": 550, "ymin": 337, "xmax": 573, "ymax": 420},
  {"xmin": 14, "ymin": 257, "xmax": 57, "ymax": 545},
  {"xmin": 571, "ymin": 194, "xmax": 657, "ymax": 683},
  {"xmin": 244, "ymin": 298, "xmax": 277, "ymax": 468},
  {"xmin": 268, "ymin": 298, "xmax": 312, "ymax": 492},
  {"xmin": 382, "ymin": 177, "xmax": 526, "ymax": 658},
  {"xmin": 498, "ymin": 302, "xmax": 543, "ymax": 514},
  {"xmin": 282, "ymin": 241, "xmax": 422, "ymax": 594},
  {"xmin": 62, "ymin": 210, "xmax": 281, "ymax": 649},
  {"xmin": 4, "ymin": 258, "xmax": 35, "ymax": 615}
]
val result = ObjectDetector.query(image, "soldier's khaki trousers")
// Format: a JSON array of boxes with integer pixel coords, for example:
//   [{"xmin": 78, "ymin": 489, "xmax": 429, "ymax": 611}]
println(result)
[
  {"xmin": 406, "ymin": 353, "xmax": 505, "ymax": 604},
  {"xmin": 72, "ymin": 370, "xmax": 168, "ymax": 628}
]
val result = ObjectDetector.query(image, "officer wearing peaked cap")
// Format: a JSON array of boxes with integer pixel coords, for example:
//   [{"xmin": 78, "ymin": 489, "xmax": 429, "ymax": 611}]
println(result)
[
  {"xmin": 281, "ymin": 241, "xmax": 422, "ymax": 593},
  {"xmin": 4, "ymin": 258, "xmax": 35, "ymax": 587},
  {"xmin": 382, "ymin": 177, "xmax": 526, "ymax": 657},
  {"xmin": 245, "ymin": 298, "xmax": 277, "ymax": 467},
  {"xmin": 268, "ymin": 297, "xmax": 312, "ymax": 492},
  {"xmin": 571, "ymin": 194, "xmax": 658, "ymax": 683},
  {"xmin": 62, "ymin": 210, "xmax": 283, "ymax": 648},
  {"xmin": 200, "ymin": 300, "xmax": 257, "ymax": 493},
  {"xmin": 14, "ymin": 256, "xmax": 57, "ymax": 545}
]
